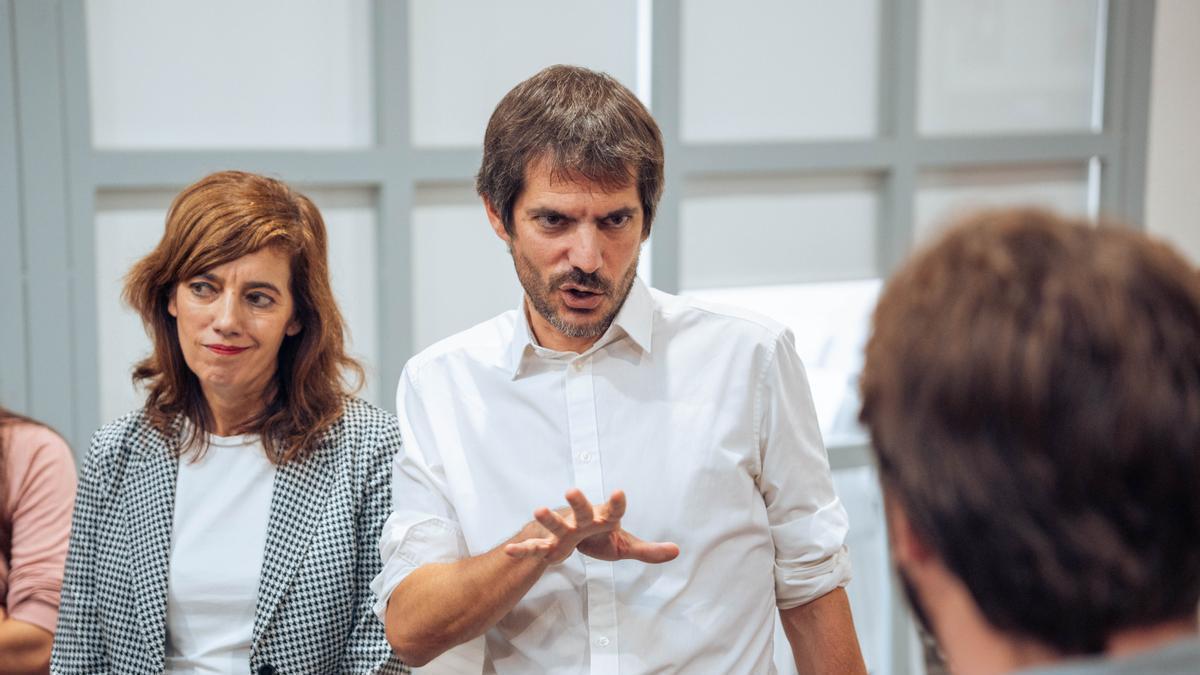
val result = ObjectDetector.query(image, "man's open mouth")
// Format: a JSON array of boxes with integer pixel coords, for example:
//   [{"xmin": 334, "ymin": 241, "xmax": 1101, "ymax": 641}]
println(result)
[{"xmin": 561, "ymin": 284, "xmax": 603, "ymax": 299}]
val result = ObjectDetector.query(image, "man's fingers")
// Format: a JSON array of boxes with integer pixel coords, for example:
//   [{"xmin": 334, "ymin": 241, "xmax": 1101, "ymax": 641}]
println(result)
[
  {"xmin": 620, "ymin": 532, "xmax": 679, "ymax": 564},
  {"xmin": 534, "ymin": 506, "xmax": 570, "ymax": 537},
  {"xmin": 565, "ymin": 489, "xmax": 595, "ymax": 527},
  {"xmin": 604, "ymin": 490, "xmax": 627, "ymax": 522}
]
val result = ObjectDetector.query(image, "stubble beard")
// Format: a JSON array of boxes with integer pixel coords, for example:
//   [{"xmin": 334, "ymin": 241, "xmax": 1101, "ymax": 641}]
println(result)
[{"xmin": 512, "ymin": 247, "xmax": 640, "ymax": 340}]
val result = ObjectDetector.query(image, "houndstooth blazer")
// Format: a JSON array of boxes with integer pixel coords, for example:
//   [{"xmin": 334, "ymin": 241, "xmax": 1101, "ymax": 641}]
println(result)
[{"xmin": 50, "ymin": 397, "xmax": 408, "ymax": 674}]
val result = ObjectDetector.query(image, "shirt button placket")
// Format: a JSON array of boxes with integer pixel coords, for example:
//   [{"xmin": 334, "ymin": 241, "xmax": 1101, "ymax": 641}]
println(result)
[{"xmin": 565, "ymin": 356, "xmax": 619, "ymax": 673}]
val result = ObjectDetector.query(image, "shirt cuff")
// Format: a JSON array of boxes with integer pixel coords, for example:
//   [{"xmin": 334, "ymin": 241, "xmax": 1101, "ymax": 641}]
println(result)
[
  {"xmin": 9, "ymin": 595, "xmax": 59, "ymax": 634},
  {"xmin": 775, "ymin": 545, "xmax": 853, "ymax": 610},
  {"xmin": 371, "ymin": 512, "xmax": 468, "ymax": 623}
]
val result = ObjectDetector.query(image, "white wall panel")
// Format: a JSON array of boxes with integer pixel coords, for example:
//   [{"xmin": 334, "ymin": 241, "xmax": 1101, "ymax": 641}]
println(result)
[
  {"xmin": 94, "ymin": 191, "xmax": 175, "ymax": 425},
  {"xmin": 310, "ymin": 188, "xmax": 381, "ymax": 406},
  {"xmin": 682, "ymin": 0, "xmax": 880, "ymax": 142},
  {"xmin": 1146, "ymin": 0, "xmax": 1200, "ymax": 263},
  {"xmin": 412, "ymin": 184, "xmax": 523, "ymax": 352},
  {"xmin": 919, "ymin": 0, "xmax": 1102, "ymax": 135},
  {"xmin": 681, "ymin": 174, "xmax": 879, "ymax": 290},
  {"xmin": 87, "ymin": 0, "xmax": 373, "ymax": 148},
  {"xmin": 915, "ymin": 165, "xmax": 1090, "ymax": 242},
  {"xmin": 409, "ymin": 0, "xmax": 638, "ymax": 147}
]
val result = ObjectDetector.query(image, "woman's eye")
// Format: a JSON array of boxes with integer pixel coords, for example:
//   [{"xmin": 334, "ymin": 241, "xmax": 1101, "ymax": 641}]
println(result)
[
  {"xmin": 247, "ymin": 292, "xmax": 274, "ymax": 308},
  {"xmin": 189, "ymin": 282, "xmax": 215, "ymax": 297}
]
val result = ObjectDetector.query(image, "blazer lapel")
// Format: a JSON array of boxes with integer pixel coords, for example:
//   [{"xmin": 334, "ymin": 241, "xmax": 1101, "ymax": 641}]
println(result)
[
  {"xmin": 124, "ymin": 425, "xmax": 179, "ymax": 660},
  {"xmin": 250, "ymin": 436, "xmax": 335, "ymax": 652}
]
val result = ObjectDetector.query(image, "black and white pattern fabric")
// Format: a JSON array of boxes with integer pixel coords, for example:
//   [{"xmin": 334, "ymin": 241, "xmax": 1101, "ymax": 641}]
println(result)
[{"xmin": 50, "ymin": 397, "xmax": 408, "ymax": 674}]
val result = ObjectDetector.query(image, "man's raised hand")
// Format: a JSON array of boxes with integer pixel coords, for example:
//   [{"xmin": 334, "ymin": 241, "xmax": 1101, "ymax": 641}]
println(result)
[{"xmin": 505, "ymin": 489, "xmax": 679, "ymax": 565}]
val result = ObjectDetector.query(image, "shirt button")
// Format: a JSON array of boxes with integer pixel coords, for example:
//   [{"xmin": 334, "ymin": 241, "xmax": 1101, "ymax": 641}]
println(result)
[
  {"xmin": 579, "ymin": 451, "xmax": 592, "ymax": 463},
  {"xmin": 596, "ymin": 636, "xmax": 610, "ymax": 647},
  {"xmin": 573, "ymin": 360, "xmax": 585, "ymax": 371}
]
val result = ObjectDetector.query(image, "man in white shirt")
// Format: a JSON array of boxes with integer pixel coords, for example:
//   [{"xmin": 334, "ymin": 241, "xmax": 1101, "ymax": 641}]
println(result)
[{"xmin": 373, "ymin": 64, "xmax": 866, "ymax": 674}]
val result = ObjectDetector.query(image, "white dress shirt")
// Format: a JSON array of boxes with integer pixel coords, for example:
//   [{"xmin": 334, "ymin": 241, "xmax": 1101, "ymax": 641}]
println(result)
[
  {"xmin": 165, "ymin": 433, "xmax": 276, "ymax": 674},
  {"xmin": 373, "ymin": 278, "xmax": 851, "ymax": 674}
]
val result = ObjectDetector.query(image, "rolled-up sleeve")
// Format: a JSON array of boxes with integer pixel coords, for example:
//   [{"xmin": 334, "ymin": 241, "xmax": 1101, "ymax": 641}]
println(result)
[
  {"xmin": 756, "ymin": 330, "xmax": 852, "ymax": 610},
  {"xmin": 370, "ymin": 367, "xmax": 469, "ymax": 622}
]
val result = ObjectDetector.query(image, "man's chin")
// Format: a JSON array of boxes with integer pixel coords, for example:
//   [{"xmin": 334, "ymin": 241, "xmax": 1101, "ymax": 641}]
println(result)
[
  {"xmin": 554, "ymin": 320, "xmax": 608, "ymax": 340},
  {"xmin": 551, "ymin": 307, "xmax": 611, "ymax": 339}
]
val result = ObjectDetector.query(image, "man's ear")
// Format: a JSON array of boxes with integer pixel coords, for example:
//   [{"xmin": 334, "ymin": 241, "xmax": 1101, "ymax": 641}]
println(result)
[
  {"xmin": 483, "ymin": 198, "xmax": 512, "ymax": 245},
  {"xmin": 883, "ymin": 491, "xmax": 934, "ymax": 569}
]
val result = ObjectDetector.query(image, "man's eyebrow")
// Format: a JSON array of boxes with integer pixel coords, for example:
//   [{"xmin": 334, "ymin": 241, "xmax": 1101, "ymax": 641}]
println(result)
[
  {"xmin": 526, "ymin": 206, "xmax": 571, "ymax": 219},
  {"xmin": 602, "ymin": 207, "xmax": 637, "ymax": 219}
]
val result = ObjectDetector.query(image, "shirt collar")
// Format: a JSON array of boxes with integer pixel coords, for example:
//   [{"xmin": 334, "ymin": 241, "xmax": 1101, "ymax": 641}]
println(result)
[{"xmin": 508, "ymin": 276, "xmax": 655, "ymax": 379}]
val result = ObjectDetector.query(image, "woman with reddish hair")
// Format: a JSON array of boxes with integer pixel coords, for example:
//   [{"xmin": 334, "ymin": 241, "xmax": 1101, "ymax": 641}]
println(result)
[{"xmin": 51, "ymin": 171, "xmax": 404, "ymax": 674}]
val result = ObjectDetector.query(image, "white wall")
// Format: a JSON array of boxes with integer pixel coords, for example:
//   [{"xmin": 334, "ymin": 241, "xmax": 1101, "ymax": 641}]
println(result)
[{"xmin": 1145, "ymin": 0, "xmax": 1200, "ymax": 263}]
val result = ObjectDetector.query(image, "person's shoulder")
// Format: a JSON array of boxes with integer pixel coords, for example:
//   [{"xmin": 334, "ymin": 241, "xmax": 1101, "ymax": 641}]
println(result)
[
  {"xmin": 87, "ymin": 408, "xmax": 171, "ymax": 464},
  {"xmin": 4, "ymin": 419, "xmax": 71, "ymax": 459},
  {"xmin": 650, "ymin": 287, "xmax": 790, "ymax": 347},
  {"xmin": 331, "ymin": 397, "xmax": 402, "ymax": 449},
  {"xmin": 73, "ymin": 408, "xmax": 168, "ymax": 491},
  {"xmin": 327, "ymin": 397, "xmax": 403, "ymax": 473},
  {"xmin": 403, "ymin": 309, "xmax": 521, "ymax": 383},
  {"xmin": 1, "ymin": 420, "xmax": 75, "ymax": 484},
  {"xmin": 336, "ymin": 396, "xmax": 400, "ymax": 434}
]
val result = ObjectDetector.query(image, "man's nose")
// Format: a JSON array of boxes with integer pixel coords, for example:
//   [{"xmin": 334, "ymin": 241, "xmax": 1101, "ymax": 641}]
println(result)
[{"xmin": 567, "ymin": 225, "xmax": 602, "ymax": 274}]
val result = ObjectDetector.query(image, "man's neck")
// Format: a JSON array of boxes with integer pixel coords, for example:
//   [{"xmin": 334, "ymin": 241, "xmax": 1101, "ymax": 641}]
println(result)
[
  {"xmin": 933, "ymin": 587, "xmax": 1197, "ymax": 674},
  {"xmin": 524, "ymin": 298, "xmax": 601, "ymax": 354},
  {"xmin": 1106, "ymin": 619, "xmax": 1198, "ymax": 658}
]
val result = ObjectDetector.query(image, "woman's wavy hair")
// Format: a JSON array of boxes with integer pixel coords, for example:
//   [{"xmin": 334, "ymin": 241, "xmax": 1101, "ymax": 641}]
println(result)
[{"xmin": 124, "ymin": 171, "xmax": 362, "ymax": 464}]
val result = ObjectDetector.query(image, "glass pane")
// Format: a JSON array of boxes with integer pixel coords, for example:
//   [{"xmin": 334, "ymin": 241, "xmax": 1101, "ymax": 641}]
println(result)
[
  {"xmin": 412, "ymin": 184, "xmax": 523, "ymax": 352},
  {"xmin": 915, "ymin": 164, "xmax": 1091, "ymax": 242},
  {"xmin": 94, "ymin": 188, "xmax": 381, "ymax": 425},
  {"xmin": 683, "ymin": 280, "xmax": 881, "ymax": 446},
  {"xmin": 682, "ymin": 0, "xmax": 880, "ymax": 143},
  {"xmin": 311, "ymin": 188, "xmax": 381, "ymax": 407},
  {"xmin": 835, "ymin": 466, "xmax": 890, "ymax": 675},
  {"xmin": 94, "ymin": 192, "xmax": 174, "ymax": 426},
  {"xmin": 919, "ymin": 0, "xmax": 1104, "ymax": 135},
  {"xmin": 86, "ymin": 0, "xmax": 373, "ymax": 149},
  {"xmin": 681, "ymin": 174, "xmax": 879, "ymax": 290},
  {"xmin": 409, "ymin": 0, "xmax": 639, "ymax": 148}
]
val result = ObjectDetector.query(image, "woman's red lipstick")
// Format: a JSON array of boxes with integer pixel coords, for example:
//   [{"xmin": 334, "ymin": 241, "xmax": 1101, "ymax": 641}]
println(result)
[{"xmin": 205, "ymin": 344, "xmax": 248, "ymax": 356}]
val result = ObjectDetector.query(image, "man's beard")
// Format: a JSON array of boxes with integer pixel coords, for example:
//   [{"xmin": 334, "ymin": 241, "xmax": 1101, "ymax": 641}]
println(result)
[{"xmin": 511, "ymin": 248, "xmax": 639, "ymax": 341}]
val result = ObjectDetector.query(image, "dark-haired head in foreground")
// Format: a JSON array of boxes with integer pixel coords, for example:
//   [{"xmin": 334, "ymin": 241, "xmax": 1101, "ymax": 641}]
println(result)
[{"xmin": 860, "ymin": 208, "xmax": 1200, "ymax": 673}]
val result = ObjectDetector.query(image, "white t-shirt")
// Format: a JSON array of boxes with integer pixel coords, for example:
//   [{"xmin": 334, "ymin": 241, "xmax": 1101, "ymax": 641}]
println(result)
[{"xmin": 164, "ymin": 432, "xmax": 277, "ymax": 675}]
